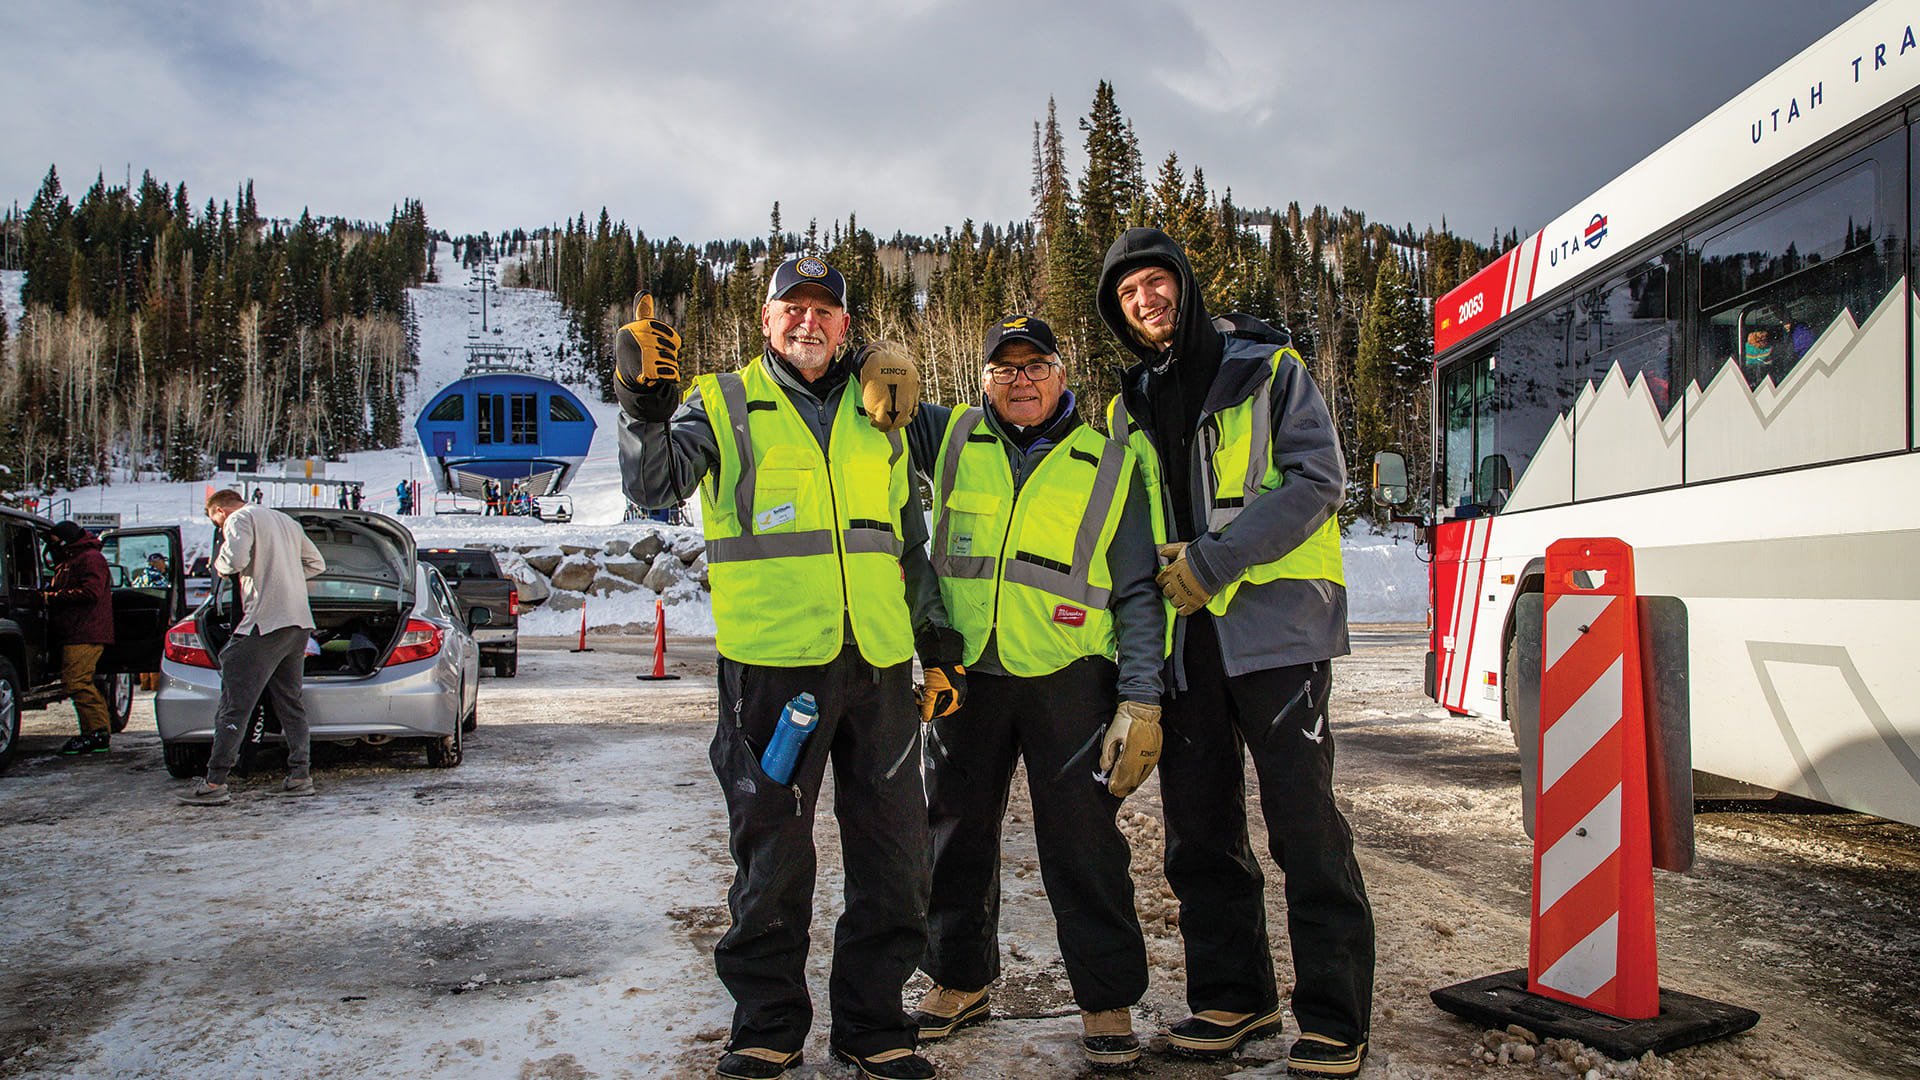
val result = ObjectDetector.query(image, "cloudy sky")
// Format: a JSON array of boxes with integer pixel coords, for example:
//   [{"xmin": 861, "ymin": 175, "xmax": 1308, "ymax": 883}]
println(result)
[{"xmin": 0, "ymin": 0, "xmax": 1879, "ymax": 245}]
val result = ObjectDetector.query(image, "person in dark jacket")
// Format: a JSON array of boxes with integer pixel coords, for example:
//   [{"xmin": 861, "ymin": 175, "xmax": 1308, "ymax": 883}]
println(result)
[
  {"xmin": 45, "ymin": 521, "xmax": 116, "ymax": 755},
  {"xmin": 1096, "ymin": 228, "xmax": 1373, "ymax": 1078}
]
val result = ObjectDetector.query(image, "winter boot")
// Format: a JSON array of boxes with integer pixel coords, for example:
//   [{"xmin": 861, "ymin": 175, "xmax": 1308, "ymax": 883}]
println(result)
[
  {"xmin": 58, "ymin": 731, "xmax": 110, "ymax": 755},
  {"xmin": 1080, "ymin": 1008, "xmax": 1141, "ymax": 1070},
  {"xmin": 1286, "ymin": 1033, "xmax": 1367, "ymax": 1077},
  {"xmin": 280, "ymin": 775, "xmax": 316, "ymax": 797},
  {"xmin": 910, "ymin": 983, "xmax": 989, "ymax": 1040},
  {"xmin": 715, "ymin": 1047, "xmax": 801, "ymax": 1079},
  {"xmin": 1165, "ymin": 1006, "xmax": 1285, "ymax": 1057},
  {"xmin": 828, "ymin": 1046, "xmax": 935, "ymax": 1080}
]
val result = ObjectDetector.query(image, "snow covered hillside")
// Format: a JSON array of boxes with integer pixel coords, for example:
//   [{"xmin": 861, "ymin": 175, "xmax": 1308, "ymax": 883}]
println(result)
[{"xmin": 30, "ymin": 250, "xmax": 1426, "ymax": 628}]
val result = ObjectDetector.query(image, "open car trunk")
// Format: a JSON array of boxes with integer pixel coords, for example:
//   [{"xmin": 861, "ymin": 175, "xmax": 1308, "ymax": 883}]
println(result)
[{"xmin": 303, "ymin": 604, "xmax": 408, "ymax": 677}]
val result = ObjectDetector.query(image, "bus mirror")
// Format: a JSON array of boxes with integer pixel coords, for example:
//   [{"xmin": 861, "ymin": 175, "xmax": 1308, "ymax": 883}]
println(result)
[{"xmin": 1371, "ymin": 451, "xmax": 1409, "ymax": 507}]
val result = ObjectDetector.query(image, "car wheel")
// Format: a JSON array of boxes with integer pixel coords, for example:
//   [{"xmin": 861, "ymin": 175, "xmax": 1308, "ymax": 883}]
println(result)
[
  {"xmin": 98, "ymin": 672, "xmax": 136, "ymax": 733},
  {"xmin": 0, "ymin": 657, "xmax": 22, "ymax": 774},
  {"xmin": 461, "ymin": 695, "xmax": 478, "ymax": 734},
  {"xmin": 426, "ymin": 721, "xmax": 463, "ymax": 768},
  {"xmin": 163, "ymin": 741, "xmax": 210, "ymax": 780},
  {"xmin": 495, "ymin": 650, "xmax": 517, "ymax": 679}
]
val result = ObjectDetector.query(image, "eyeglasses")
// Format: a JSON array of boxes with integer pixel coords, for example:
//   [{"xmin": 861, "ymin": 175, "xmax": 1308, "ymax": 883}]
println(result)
[{"xmin": 984, "ymin": 361, "xmax": 1058, "ymax": 384}]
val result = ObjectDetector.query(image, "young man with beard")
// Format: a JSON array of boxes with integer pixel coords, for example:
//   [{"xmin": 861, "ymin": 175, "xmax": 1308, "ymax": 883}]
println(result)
[
  {"xmin": 900, "ymin": 315, "xmax": 1164, "ymax": 1070},
  {"xmin": 1097, "ymin": 228, "xmax": 1374, "ymax": 1077},
  {"xmin": 616, "ymin": 255, "xmax": 955, "ymax": 1080}
]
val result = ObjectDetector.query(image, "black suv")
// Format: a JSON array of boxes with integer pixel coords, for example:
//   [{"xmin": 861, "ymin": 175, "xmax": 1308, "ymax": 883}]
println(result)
[
  {"xmin": 0, "ymin": 507, "xmax": 185, "ymax": 771},
  {"xmin": 417, "ymin": 548, "xmax": 520, "ymax": 677}
]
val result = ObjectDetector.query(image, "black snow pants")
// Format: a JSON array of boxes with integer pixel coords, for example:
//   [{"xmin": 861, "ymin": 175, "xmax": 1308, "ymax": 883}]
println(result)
[
  {"xmin": 921, "ymin": 658, "xmax": 1148, "ymax": 1013},
  {"xmin": 711, "ymin": 647, "xmax": 929, "ymax": 1058},
  {"xmin": 1160, "ymin": 612, "xmax": 1375, "ymax": 1045}
]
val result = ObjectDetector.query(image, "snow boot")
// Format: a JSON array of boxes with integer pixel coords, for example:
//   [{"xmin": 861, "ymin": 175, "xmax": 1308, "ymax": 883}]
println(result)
[
  {"xmin": 280, "ymin": 775, "xmax": 316, "ymax": 797},
  {"xmin": 910, "ymin": 984, "xmax": 989, "ymax": 1040},
  {"xmin": 715, "ymin": 1047, "xmax": 801, "ymax": 1079},
  {"xmin": 1286, "ymin": 1033, "xmax": 1367, "ymax": 1077},
  {"xmin": 828, "ymin": 1046, "xmax": 935, "ymax": 1079},
  {"xmin": 1165, "ymin": 1006, "xmax": 1285, "ymax": 1057},
  {"xmin": 1080, "ymin": 1008, "xmax": 1141, "ymax": 1070}
]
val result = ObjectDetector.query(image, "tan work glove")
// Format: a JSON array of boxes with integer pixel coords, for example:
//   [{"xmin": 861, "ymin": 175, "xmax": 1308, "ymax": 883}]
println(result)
[
  {"xmin": 916, "ymin": 663, "xmax": 966, "ymax": 722},
  {"xmin": 1099, "ymin": 700, "xmax": 1163, "ymax": 797},
  {"xmin": 614, "ymin": 293, "xmax": 683, "ymax": 421},
  {"xmin": 1155, "ymin": 542, "xmax": 1214, "ymax": 617},
  {"xmin": 857, "ymin": 340, "xmax": 920, "ymax": 432}
]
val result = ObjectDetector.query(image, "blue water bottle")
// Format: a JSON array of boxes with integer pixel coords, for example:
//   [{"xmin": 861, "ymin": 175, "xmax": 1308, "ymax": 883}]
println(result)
[{"xmin": 759, "ymin": 692, "xmax": 819, "ymax": 785}]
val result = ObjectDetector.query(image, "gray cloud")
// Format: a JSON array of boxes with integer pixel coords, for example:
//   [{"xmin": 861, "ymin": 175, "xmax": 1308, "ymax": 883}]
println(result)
[{"xmin": 1, "ymin": 0, "xmax": 1878, "ymax": 243}]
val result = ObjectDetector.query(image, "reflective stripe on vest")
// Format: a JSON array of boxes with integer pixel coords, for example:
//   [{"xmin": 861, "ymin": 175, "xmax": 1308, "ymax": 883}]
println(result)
[
  {"xmin": 698, "ymin": 360, "xmax": 913, "ymax": 666},
  {"xmin": 930, "ymin": 407, "xmax": 1131, "ymax": 675}
]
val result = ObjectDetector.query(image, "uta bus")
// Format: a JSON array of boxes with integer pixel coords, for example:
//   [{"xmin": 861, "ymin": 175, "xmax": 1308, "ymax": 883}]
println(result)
[{"xmin": 1398, "ymin": 0, "xmax": 1920, "ymax": 826}]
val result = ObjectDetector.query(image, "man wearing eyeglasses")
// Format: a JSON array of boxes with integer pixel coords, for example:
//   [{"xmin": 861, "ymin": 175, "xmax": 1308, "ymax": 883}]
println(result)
[
  {"xmin": 899, "ymin": 315, "xmax": 1165, "ymax": 1070},
  {"xmin": 616, "ymin": 255, "xmax": 954, "ymax": 1080}
]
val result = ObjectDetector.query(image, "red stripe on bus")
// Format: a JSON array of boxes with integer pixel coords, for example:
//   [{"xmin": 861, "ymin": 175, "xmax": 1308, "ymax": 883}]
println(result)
[
  {"xmin": 1525, "ymin": 233, "xmax": 1545, "ymax": 303},
  {"xmin": 1458, "ymin": 519, "xmax": 1493, "ymax": 708}
]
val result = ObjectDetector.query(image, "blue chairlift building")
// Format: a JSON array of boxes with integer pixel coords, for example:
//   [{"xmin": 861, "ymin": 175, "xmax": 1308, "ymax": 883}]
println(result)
[{"xmin": 415, "ymin": 346, "xmax": 596, "ymax": 498}]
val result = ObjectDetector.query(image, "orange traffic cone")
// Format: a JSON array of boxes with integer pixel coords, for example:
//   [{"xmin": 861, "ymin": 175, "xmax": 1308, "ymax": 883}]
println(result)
[
  {"xmin": 636, "ymin": 598, "xmax": 681, "ymax": 681},
  {"xmin": 569, "ymin": 600, "xmax": 593, "ymax": 653}
]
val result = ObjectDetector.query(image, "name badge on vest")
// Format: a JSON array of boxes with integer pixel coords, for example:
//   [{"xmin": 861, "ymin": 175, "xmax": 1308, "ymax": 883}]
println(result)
[
  {"xmin": 754, "ymin": 503, "xmax": 796, "ymax": 532},
  {"xmin": 1053, "ymin": 604, "xmax": 1087, "ymax": 627}
]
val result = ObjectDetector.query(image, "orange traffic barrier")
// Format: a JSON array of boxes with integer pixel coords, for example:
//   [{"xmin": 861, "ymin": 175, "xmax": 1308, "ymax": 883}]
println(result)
[{"xmin": 570, "ymin": 600, "xmax": 593, "ymax": 653}]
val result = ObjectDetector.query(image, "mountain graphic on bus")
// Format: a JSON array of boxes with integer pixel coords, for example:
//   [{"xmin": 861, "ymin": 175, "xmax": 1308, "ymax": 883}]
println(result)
[{"xmin": 1501, "ymin": 281, "xmax": 1907, "ymax": 513}]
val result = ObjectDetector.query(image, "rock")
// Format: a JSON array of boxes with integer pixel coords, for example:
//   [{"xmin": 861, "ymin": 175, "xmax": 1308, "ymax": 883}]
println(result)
[
  {"xmin": 524, "ymin": 553, "xmax": 564, "ymax": 576},
  {"xmin": 558, "ymin": 544, "xmax": 595, "ymax": 556},
  {"xmin": 495, "ymin": 552, "xmax": 552, "ymax": 605},
  {"xmin": 643, "ymin": 551, "xmax": 683, "ymax": 593},
  {"xmin": 545, "ymin": 592, "xmax": 585, "ymax": 612},
  {"xmin": 630, "ymin": 533, "xmax": 665, "ymax": 561},
  {"xmin": 549, "ymin": 556, "xmax": 598, "ymax": 592},
  {"xmin": 511, "ymin": 545, "xmax": 545, "ymax": 555},
  {"xmin": 602, "ymin": 540, "xmax": 632, "ymax": 557},
  {"xmin": 671, "ymin": 532, "xmax": 704, "ymax": 564},
  {"xmin": 594, "ymin": 573, "xmax": 643, "ymax": 595},
  {"xmin": 602, "ymin": 559, "xmax": 652, "ymax": 586},
  {"xmin": 691, "ymin": 553, "xmax": 708, "ymax": 587}
]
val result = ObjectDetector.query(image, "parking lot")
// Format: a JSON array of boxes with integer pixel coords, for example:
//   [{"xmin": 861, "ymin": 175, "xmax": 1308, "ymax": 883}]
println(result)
[{"xmin": 1, "ymin": 629, "xmax": 1916, "ymax": 1079}]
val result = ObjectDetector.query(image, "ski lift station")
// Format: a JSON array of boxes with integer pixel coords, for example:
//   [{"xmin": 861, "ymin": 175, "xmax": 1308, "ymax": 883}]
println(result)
[{"xmin": 414, "ymin": 345, "xmax": 596, "ymax": 498}]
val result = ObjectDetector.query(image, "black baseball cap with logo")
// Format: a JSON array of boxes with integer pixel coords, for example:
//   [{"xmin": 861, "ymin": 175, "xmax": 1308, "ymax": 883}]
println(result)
[
  {"xmin": 982, "ymin": 315, "xmax": 1059, "ymax": 364},
  {"xmin": 766, "ymin": 255, "xmax": 848, "ymax": 308}
]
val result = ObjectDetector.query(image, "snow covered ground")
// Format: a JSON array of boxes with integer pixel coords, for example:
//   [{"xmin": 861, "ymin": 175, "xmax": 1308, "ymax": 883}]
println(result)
[{"xmin": 30, "ymin": 249, "xmax": 1428, "ymax": 632}]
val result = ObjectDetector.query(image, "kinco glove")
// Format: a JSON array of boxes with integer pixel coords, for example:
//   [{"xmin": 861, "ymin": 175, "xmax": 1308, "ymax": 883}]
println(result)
[
  {"xmin": 1098, "ymin": 700, "xmax": 1163, "ymax": 797},
  {"xmin": 1155, "ymin": 542, "xmax": 1214, "ymax": 617},
  {"xmin": 614, "ymin": 292, "xmax": 683, "ymax": 422},
  {"xmin": 857, "ymin": 340, "xmax": 920, "ymax": 433},
  {"xmin": 917, "ymin": 663, "xmax": 967, "ymax": 722}
]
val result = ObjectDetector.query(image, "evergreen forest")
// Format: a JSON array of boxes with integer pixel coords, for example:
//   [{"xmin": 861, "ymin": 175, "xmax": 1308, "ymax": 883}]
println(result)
[{"xmin": 1, "ymin": 82, "xmax": 1507, "ymax": 518}]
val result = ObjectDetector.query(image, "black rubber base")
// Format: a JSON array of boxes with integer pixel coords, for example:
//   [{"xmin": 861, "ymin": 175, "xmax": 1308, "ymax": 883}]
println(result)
[
  {"xmin": 636, "ymin": 673, "xmax": 681, "ymax": 680},
  {"xmin": 1430, "ymin": 969, "xmax": 1758, "ymax": 1060}
]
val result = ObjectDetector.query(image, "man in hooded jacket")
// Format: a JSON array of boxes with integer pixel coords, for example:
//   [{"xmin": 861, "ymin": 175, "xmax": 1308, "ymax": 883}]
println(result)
[{"xmin": 1095, "ymin": 227, "xmax": 1374, "ymax": 1077}]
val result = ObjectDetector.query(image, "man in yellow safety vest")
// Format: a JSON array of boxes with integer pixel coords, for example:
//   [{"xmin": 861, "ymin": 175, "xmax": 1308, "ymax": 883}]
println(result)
[
  {"xmin": 899, "ymin": 315, "xmax": 1165, "ymax": 1070},
  {"xmin": 616, "ymin": 255, "xmax": 959, "ymax": 1080}
]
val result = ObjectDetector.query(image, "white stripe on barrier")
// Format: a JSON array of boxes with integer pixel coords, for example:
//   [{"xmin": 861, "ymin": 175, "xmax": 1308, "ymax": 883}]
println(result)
[
  {"xmin": 1535, "ymin": 912, "xmax": 1621, "ymax": 1000},
  {"xmin": 1538, "ymin": 783, "xmax": 1624, "ymax": 913},
  {"xmin": 1543, "ymin": 592, "xmax": 1613, "ymax": 670},
  {"xmin": 1541, "ymin": 656, "xmax": 1624, "ymax": 790}
]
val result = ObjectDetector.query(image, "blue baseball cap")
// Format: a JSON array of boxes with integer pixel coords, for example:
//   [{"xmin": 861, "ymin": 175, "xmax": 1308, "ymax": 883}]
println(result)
[{"xmin": 765, "ymin": 255, "xmax": 848, "ymax": 308}]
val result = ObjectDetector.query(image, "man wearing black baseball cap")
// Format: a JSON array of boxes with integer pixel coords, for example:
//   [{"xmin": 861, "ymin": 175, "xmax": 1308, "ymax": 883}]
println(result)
[
  {"xmin": 616, "ymin": 255, "xmax": 956, "ymax": 1080},
  {"xmin": 897, "ymin": 314, "xmax": 1165, "ymax": 1069}
]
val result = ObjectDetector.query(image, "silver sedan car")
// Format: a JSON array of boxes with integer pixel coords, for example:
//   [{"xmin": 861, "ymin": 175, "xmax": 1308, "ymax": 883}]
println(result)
[{"xmin": 156, "ymin": 510, "xmax": 486, "ymax": 778}]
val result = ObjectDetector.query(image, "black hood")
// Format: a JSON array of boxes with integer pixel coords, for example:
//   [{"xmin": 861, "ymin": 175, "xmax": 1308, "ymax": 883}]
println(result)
[{"xmin": 1096, "ymin": 227, "xmax": 1223, "ymax": 373}]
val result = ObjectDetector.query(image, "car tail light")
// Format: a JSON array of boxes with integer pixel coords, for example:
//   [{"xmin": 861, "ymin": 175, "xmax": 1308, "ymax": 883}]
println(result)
[
  {"xmin": 384, "ymin": 618, "xmax": 445, "ymax": 667},
  {"xmin": 508, "ymin": 587, "xmax": 520, "ymax": 617},
  {"xmin": 164, "ymin": 617, "xmax": 218, "ymax": 669}
]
